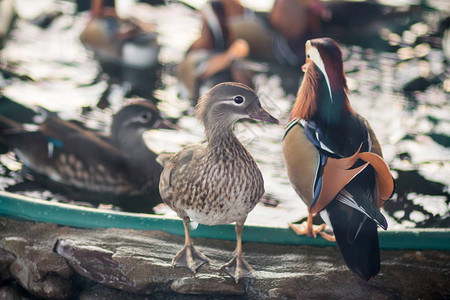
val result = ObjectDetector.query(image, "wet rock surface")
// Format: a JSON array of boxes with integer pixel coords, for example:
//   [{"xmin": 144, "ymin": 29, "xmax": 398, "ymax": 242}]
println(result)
[{"xmin": 0, "ymin": 216, "xmax": 449, "ymax": 299}]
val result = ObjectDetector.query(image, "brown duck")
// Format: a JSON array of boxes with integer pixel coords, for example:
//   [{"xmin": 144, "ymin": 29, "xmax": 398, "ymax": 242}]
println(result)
[
  {"xmin": 158, "ymin": 82, "xmax": 278, "ymax": 281},
  {"xmin": 0, "ymin": 101, "xmax": 173, "ymax": 197}
]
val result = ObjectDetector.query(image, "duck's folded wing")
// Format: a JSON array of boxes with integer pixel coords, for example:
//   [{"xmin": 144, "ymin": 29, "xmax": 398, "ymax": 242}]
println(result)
[
  {"xmin": 357, "ymin": 151, "xmax": 395, "ymax": 208},
  {"xmin": 159, "ymin": 144, "xmax": 207, "ymax": 202},
  {"xmin": 311, "ymin": 145, "xmax": 393, "ymax": 229},
  {"xmin": 335, "ymin": 187, "xmax": 388, "ymax": 230},
  {"xmin": 310, "ymin": 146, "xmax": 368, "ymax": 214}
]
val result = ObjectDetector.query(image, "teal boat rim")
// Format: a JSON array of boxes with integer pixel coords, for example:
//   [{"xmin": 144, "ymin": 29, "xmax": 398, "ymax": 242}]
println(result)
[{"xmin": 0, "ymin": 190, "xmax": 449, "ymax": 251}]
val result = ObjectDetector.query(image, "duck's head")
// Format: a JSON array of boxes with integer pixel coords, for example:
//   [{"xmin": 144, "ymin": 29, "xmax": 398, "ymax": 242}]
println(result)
[
  {"xmin": 292, "ymin": 37, "xmax": 353, "ymax": 124},
  {"xmin": 303, "ymin": 37, "xmax": 347, "ymax": 101},
  {"xmin": 195, "ymin": 82, "xmax": 279, "ymax": 135},
  {"xmin": 111, "ymin": 100, "xmax": 175, "ymax": 142}
]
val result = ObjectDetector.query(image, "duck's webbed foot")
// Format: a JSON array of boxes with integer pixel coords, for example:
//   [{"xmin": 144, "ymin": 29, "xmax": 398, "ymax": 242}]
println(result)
[
  {"xmin": 172, "ymin": 244, "xmax": 209, "ymax": 273},
  {"xmin": 220, "ymin": 254, "xmax": 255, "ymax": 282},
  {"xmin": 318, "ymin": 230, "xmax": 336, "ymax": 242},
  {"xmin": 289, "ymin": 212, "xmax": 336, "ymax": 241},
  {"xmin": 221, "ymin": 220, "xmax": 255, "ymax": 282},
  {"xmin": 288, "ymin": 221, "xmax": 325, "ymax": 237}
]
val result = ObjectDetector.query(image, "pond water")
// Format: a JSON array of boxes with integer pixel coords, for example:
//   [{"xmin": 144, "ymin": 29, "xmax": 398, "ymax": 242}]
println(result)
[{"xmin": 0, "ymin": 0, "xmax": 449, "ymax": 230}]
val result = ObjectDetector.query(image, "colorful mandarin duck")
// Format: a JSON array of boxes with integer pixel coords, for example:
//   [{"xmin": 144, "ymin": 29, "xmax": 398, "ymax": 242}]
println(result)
[
  {"xmin": 177, "ymin": 0, "xmax": 253, "ymax": 100},
  {"xmin": 158, "ymin": 82, "xmax": 279, "ymax": 281},
  {"xmin": 282, "ymin": 37, "xmax": 395, "ymax": 281},
  {"xmin": 228, "ymin": 0, "xmax": 328, "ymax": 67}
]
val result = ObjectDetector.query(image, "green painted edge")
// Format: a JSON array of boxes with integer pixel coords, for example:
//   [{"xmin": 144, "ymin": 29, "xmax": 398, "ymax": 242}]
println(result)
[{"xmin": 0, "ymin": 191, "xmax": 449, "ymax": 250}]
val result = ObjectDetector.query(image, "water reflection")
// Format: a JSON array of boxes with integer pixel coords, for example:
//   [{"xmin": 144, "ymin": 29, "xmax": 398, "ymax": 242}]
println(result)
[{"xmin": 0, "ymin": 0, "xmax": 448, "ymax": 229}]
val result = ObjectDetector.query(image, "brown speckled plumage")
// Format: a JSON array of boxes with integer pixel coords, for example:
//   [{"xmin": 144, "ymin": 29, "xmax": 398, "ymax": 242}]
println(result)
[
  {"xmin": 0, "ymin": 101, "xmax": 173, "ymax": 196},
  {"xmin": 160, "ymin": 134, "xmax": 263, "ymax": 225},
  {"xmin": 158, "ymin": 82, "xmax": 278, "ymax": 281}
]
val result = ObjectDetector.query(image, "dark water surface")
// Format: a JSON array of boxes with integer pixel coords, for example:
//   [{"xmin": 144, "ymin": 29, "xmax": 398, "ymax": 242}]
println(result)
[{"xmin": 0, "ymin": 0, "xmax": 449, "ymax": 230}]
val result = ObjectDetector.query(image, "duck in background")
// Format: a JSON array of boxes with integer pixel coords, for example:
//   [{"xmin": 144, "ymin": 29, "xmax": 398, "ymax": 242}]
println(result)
[
  {"xmin": 80, "ymin": 0, "xmax": 161, "ymax": 107},
  {"xmin": 182, "ymin": 0, "xmax": 326, "ymax": 95},
  {"xmin": 177, "ymin": 0, "xmax": 257, "ymax": 101},
  {"xmin": 0, "ymin": 95, "xmax": 37, "ymax": 155},
  {"xmin": 229, "ymin": 0, "xmax": 425, "ymax": 67},
  {"xmin": 187, "ymin": 0, "xmax": 247, "ymax": 53},
  {"xmin": 0, "ymin": 100, "xmax": 175, "ymax": 211},
  {"xmin": 227, "ymin": 0, "xmax": 327, "ymax": 68},
  {"xmin": 282, "ymin": 38, "xmax": 395, "ymax": 281},
  {"xmin": 158, "ymin": 82, "xmax": 279, "ymax": 281}
]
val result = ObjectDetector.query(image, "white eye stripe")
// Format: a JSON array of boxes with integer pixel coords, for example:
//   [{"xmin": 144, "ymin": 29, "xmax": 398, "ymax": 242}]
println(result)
[{"xmin": 307, "ymin": 44, "xmax": 333, "ymax": 102}]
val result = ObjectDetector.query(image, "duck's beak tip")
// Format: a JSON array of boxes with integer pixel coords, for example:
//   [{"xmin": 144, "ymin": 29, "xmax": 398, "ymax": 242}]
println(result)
[
  {"xmin": 248, "ymin": 107, "xmax": 279, "ymax": 125},
  {"xmin": 155, "ymin": 118, "xmax": 179, "ymax": 130}
]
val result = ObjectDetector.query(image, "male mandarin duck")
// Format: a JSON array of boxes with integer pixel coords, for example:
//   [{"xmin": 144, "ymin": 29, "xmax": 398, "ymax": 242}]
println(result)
[
  {"xmin": 282, "ymin": 37, "xmax": 395, "ymax": 281},
  {"xmin": 228, "ymin": 0, "xmax": 328, "ymax": 67},
  {"xmin": 177, "ymin": 0, "xmax": 254, "ymax": 100},
  {"xmin": 188, "ymin": 0, "xmax": 246, "ymax": 53},
  {"xmin": 177, "ymin": 37, "xmax": 251, "ymax": 101},
  {"xmin": 0, "ymin": 101, "xmax": 174, "ymax": 198},
  {"xmin": 158, "ymin": 82, "xmax": 279, "ymax": 281}
]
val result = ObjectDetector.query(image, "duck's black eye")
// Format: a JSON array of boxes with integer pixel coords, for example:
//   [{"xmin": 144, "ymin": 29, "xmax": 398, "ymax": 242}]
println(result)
[
  {"xmin": 307, "ymin": 53, "xmax": 310, "ymax": 59},
  {"xmin": 141, "ymin": 112, "xmax": 151, "ymax": 121},
  {"xmin": 233, "ymin": 95, "xmax": 244, "ymax": 104}
]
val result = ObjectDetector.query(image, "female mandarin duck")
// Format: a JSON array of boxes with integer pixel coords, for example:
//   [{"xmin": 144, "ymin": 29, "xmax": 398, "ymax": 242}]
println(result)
[
  {"xmin": 158, "ymin": 82, "xmax": 278, "ymax": 281},
  {"xmin": 0, "ymin": 101, "xmax": 173, "ymax": 197},
  {"xmin": 282, "ymin": 37, "xmax": 395, "ymax": 281}
]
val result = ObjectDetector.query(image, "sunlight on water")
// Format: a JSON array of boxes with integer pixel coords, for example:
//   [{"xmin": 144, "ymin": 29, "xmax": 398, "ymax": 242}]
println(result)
[{"xmin": 0, "ymin": 0, "xmax": 448, "ymax": 229}]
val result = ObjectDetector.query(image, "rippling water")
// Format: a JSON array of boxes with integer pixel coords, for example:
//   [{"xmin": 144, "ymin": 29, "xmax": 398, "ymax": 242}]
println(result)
[{"xmin": 0, "ymin": 0, "xmax": 449, "ymax": 229}]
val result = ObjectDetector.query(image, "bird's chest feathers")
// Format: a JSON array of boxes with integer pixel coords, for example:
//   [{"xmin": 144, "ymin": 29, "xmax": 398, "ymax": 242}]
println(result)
[
  {"xmin": 185, "ymin": 143, "xmax": 263, "ymax": 225},
  {"xmin": 202, "ymin": 148, "xmax": 263, "ymax": 200}
]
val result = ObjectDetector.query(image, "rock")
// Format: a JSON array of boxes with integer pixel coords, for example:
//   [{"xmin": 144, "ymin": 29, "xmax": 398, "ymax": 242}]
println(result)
[
  {"xmin": 1, "ymin": 236, "xmax": 73, "ymax": 299},
  {"xmin": 0, "ymin": 216, "xmax": 449, "ymax": 299},
  {"xmin": 79, "ymin": 284, "xmax": 149, "ymax": 300},
  {"xmin": 54, "ymin": 233, "xmax": 178, "ymax": 294},
  {"xmin": 0, "ymin": 247, "xmax": 15, "ymax": 284},
  {"xmin": 171, "ymin": 275, "xmax": 245, "ymax": 295},
  {"xmin": 0, "ymin": 284, "xmax": 33, "ymax": 300},
  {"xmin": 55, "ymin": 239, "xmax": 134, "ymax": 290}
]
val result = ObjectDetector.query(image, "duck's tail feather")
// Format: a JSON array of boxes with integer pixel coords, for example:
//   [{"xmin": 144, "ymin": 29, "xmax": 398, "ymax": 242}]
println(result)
[
  {"xmin": 326, "ymin": 199, "xmax": 381, "ymax": 281},
  {"xmin": 335, "ymin": 187, "xmax": 388, "ymax": 230},
  {"xmin": 156, "ymin": 152, "xmax": 174, "ymax": 167}
]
